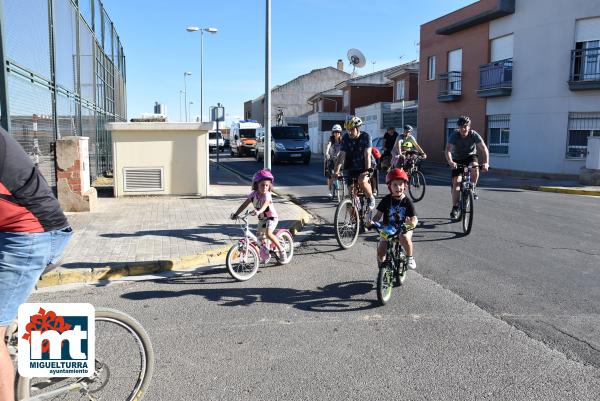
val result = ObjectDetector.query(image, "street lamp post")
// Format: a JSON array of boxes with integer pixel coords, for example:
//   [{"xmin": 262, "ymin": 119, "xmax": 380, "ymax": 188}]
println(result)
[
  {"xmin": 186, "ymin": 26, "xmax": 218, "ymax": 123},
  {"xmin": 189, "ymin": 101, "xmax": 194, "ymax": 122},
  {"xmin": 179, "ymin": 90, "xmax": 184, "ymax": 121},
  {"xmin": 183, "ymin": 71, "xmax": 192, "ymax": 122}
]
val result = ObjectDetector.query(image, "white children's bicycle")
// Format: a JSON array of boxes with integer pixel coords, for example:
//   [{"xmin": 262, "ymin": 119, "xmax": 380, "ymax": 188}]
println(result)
[{"xmin": 226, "ymin": 210, "xmax": 294, "ymax": 281}]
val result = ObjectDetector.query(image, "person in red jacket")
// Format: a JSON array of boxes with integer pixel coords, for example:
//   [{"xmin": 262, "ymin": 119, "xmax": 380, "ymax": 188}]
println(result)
[{"xmin": 0, "ymin": 127, "xmax": 73, "ymax": 401}]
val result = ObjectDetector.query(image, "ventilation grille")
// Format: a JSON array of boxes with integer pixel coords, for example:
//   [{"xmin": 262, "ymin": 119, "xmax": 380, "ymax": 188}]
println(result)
[{"xmin": 123, "ymin": 167, "xmax": 164, "ymax": 192}]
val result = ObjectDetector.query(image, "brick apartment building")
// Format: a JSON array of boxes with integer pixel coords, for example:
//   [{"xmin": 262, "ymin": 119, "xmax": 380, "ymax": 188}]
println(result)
[{"xmin": 419, "ymin": 0, "xmax": 600, "ymax": 175}]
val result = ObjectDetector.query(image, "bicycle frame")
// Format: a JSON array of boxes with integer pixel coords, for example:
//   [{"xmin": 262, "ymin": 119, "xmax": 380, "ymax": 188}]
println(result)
[{"xmin": 234, "ymin": 211, "xmax": 291, "ymax": 259}]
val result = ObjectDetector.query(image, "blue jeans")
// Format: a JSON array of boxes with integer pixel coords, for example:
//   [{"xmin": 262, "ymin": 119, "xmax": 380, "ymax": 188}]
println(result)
[{"xmin": 0, "ymin": 226, "xmax": 73, "ymax": 326}]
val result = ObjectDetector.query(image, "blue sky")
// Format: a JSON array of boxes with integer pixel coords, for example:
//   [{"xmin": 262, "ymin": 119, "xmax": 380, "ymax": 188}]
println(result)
[{"xmin": 102, "ymin": 0, "xmax": 475, "ymax": 124}]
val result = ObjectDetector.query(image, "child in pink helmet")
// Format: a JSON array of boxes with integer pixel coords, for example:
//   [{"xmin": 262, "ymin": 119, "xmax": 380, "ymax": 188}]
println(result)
[{"xmin": 232, "ymin": 169, "xmax": 286, "ymax": 261}]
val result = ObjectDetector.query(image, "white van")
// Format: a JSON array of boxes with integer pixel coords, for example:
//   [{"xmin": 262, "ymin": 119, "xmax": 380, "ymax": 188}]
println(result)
[
  {"xmin": 230, "ymin": 120, "xmax": 262, "ymax": 157},
  {"xmin": 208, "ymin": 131, "xmax": 224, "ymax": 152}
]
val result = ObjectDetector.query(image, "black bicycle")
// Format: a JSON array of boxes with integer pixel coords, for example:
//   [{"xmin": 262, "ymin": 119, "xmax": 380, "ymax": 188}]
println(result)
[
  {"xmin": 403, "ymin": 150, "xmax": 426, "ymax": 202},
  {"xmin": 333, "ymin": 171, "xmax": 374, "ymax": 249},
  {"xmin": 453, "ymin": 163, "xmax": 482, "ymax": 235},
  {"xmin": 371, "ymin": 222, "xmax": 413, "ymax": 305}
]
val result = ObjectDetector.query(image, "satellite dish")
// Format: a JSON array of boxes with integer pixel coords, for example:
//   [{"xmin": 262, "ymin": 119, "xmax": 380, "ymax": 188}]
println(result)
[{"xmin": 347, "ymin": 48, "xmax": 366, "ymax": 76}]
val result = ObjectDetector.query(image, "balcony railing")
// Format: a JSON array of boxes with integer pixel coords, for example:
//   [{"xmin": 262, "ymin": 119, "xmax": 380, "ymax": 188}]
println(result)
[
  {"xmin": 477, "ymin": 58, "xmax": 512, "ymax": 97},
  {"xmin": 569, "ymin": 47, "xmax": 600, "ymax": 90},
  {"xmin": 437, "ymin": 71, "xmax": 461, "ymax": 102}
]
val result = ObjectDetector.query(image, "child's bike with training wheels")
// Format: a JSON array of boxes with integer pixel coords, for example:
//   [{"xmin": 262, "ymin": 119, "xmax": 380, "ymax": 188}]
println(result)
[
  {"xmin": 7, "ymin": 307, "xmax": 154, "ymax": 401},
  {"xmin": 227, "ymin": 210, "xmax": 294, "ymax": 281},
  {"xmin": 371, "ymin": 222, "xmax": 414, "ymax": 306}
]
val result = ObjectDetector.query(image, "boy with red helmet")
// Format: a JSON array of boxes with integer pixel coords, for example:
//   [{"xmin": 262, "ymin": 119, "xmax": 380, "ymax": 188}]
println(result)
[{"xmin": 370, "ymin": 168, "xmax": 418, "ymax": 270}]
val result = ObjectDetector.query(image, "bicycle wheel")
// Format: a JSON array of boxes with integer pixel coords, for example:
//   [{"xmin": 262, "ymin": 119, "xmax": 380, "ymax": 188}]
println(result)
[
  {"xmin": 226, "ymin": 243, "xmax": 260, "ymax": 281},
  {"xmin": 377, "ymin": 263, "xmax": 394, "ymax": 305},
  {"xmin": 276, "ymin": 231, "xmax": 294, "ymax": 265},
  {"xmin": 408, "ymin": 170, "xmax": 426, "ymax": 202},
  {"xmin": 17, "ymin": 308, "xmax": 154, "ymax": 401},
  {"xmin": 334, "ymin": 198, "xmax": 359, "ymax": 249},
  {"xmin": 461, "ymin": 190, "xmax": 474, "ymax": 235},
  {"xmin": 395, "ymin": 261, "xmax": 407, "ymax": 287}
]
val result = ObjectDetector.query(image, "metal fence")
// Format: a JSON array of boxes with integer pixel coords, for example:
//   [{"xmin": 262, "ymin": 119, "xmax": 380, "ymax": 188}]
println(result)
[
  {"xmin": 438, "ymin": 71, "xmax": 462, "ymax": 97},
  {"xmin": 0, "ymin": 0, "xmax": 126, "ymax": 186},
  {"xmin": 479, "ymin": 58, "xmax": 513, "ymax": 90},
  {"xmin": 570, "ymin": 47, "xmax": 600, "ymax": 82}
]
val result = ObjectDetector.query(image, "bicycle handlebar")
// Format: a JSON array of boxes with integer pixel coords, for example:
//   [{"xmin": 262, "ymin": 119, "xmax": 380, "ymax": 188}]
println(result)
[
  {"xmin": 368, "ymin": 221, "xmax": 414, "ymax": 239},
  {"xmin": 231, "ymin": 209, "xmax": 252, "ymax": 222}
]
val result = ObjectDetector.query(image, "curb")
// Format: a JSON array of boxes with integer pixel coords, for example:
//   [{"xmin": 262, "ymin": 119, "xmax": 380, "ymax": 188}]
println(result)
[
  {"xmin": 519, "ymin": 185, "xmax": 600, "ymax": 196},
  {"xmin": 38, "ymin": 165, "xmax": 312, "ymax": 289}
]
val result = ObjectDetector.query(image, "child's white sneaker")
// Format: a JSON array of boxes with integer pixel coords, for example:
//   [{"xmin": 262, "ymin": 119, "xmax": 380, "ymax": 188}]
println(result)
[{"xmin": 407, "ymin": 256, "xmax": 416, "ymax": 270}]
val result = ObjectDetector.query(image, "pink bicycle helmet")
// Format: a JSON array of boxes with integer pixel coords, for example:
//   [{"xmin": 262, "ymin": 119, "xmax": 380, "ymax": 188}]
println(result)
[{"xmin": 252, "ymin": 169, "xmax": 274, "ymax": 185}]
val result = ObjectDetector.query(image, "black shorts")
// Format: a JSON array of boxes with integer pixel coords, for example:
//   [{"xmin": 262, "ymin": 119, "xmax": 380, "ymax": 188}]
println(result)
[
  {"xmin": 344, "ymin": 170, "xmax": 368, "ymax": 187},
  {"xmin": 451, "ymin": 155, "xmax": 479, "ymax": 178}
]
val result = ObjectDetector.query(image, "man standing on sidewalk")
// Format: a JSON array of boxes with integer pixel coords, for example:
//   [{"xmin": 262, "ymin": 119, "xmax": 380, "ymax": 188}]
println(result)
[{"xmin": 0, "ymin": 127, "xmax": 73, "ymax": 401}]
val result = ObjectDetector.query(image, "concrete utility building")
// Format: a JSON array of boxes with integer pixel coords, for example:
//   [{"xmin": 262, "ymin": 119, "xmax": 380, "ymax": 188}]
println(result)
[
  {"xmin": 244, "ymin": 64, "xmax": 350, "ymax": 131},
  {"xmin": 418, "ymin": 0, "xmax": 600, "ymax": 175},
  {"xmin": 0, "ymin": 0, "xmax": 126, "ymax": 186}
]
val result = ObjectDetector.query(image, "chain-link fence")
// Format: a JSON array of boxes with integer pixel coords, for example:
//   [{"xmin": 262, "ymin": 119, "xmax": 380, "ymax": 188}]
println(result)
[{"xmin": 0, "ymin": 0, "xmax": 126, "ymax": 187}]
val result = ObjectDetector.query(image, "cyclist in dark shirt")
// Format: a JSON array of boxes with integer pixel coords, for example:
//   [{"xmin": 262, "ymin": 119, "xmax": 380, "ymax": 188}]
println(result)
[
  {"xmin": 333, "ymin": 116, "xmax": 376, "ymax": 209},
  {"xmin": 0, "ymin": 127, "xmax": 72, "ymax": 401},
  {"xmin": 444, "ymin": 116, "xmax": 489, "ymax": 219}
]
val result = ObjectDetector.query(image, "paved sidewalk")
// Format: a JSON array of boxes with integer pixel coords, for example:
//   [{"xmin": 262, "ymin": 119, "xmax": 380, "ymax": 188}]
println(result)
[{"xmin": 39, "ymin": 164, "xmax": 310, "ymax": 288}]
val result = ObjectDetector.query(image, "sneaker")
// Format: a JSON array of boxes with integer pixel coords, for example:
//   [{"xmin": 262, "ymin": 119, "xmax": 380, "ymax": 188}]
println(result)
[
  {"xmin": 407, "ymin": 256, "xmax": 416, "ymax": 270},
  {"xmin": 473, "ymin": 187, "xmax": 479, "ymax": 200},
  {"xmin": 328, "ymin": 191, "xmax": 333, "ymax": 198},
  {"xmin": 450, "ymin": 206, "xmax": 459, "ymax": 220},
  {"xmin": 367, "ymin": 196, "xmax": 376, "ymax": 210}
]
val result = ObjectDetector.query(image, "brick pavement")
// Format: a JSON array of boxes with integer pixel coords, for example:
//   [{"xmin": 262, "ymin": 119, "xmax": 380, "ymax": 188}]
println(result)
[{"xmin": 40, "ymin": 164, "xmax": 310, "ymax": 287}]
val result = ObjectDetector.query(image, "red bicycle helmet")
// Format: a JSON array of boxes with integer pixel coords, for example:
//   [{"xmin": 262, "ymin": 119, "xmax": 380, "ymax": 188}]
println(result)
[
  {"xmin": 252, "ymin": 169, "xmax": 275, "ymax": 184},
  {"xmin": 385, "ymin": 168, "xmax": 408, "ymax": 184}
]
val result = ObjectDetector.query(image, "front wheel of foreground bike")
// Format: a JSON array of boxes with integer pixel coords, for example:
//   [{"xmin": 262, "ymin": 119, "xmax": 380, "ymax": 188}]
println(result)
[
  {"xmin": 334, "ymin": 198, "xmax": 359, "ymax": 249},
  {"xmin": 461, "ymin": 190, "xmax": 474, "ymax": 235},
  {"xmin": 408, "ymin": 170, "xmax": 426, "ymax": 202},
  {"xmin": 17, "ymin": 308, "xmax": 154, "ymax": 401},
  {"xmin": 226, "ymin": 243, "xmax": 260, "ymax": 281},
  {"xmin": 377, "ymin": 263, "xmax": 394, "ymax": 305}
]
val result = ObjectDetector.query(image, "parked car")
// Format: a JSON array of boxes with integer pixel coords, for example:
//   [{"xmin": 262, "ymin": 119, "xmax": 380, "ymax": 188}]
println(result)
[
  {"xmin": 208, "ymin": 131, "xmax": 224, "ymax": 152},
  {"xmin": 255, "ymin": 126, "xmax": 311, "ymax": 164}
]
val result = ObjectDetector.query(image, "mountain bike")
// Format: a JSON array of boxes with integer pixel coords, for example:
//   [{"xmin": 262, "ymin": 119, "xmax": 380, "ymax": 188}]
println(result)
[
  {"xmin": 8, "ymin": 308, "xmax": 154, "ymax": 401},
  {"xmin": 403, "ymin": 150, "xmax": 426, "ymax": 202},
  {"xmin": 333, "ymin": 171, "xmax": 374, "ymax": 249},
  {"xmin": 227, "ymin": 210, "xmax": 294, "ymax": 281},
  {"xmin": 371, "ymin": 222, "xmax": 413, "ymax": 306},
  {"xmin": 453, "ymin": 163, "xmax": 482, "ymax": 235}
]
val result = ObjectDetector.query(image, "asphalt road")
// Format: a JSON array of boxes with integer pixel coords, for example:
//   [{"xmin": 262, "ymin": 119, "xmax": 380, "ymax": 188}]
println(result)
[
  {"xmin": 217, "ymin": 153, "xmax": 600, "ymax": 369},
  {"xmin": 28, "ymin": 153, "xmax": 600, "ymax": 400}
]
